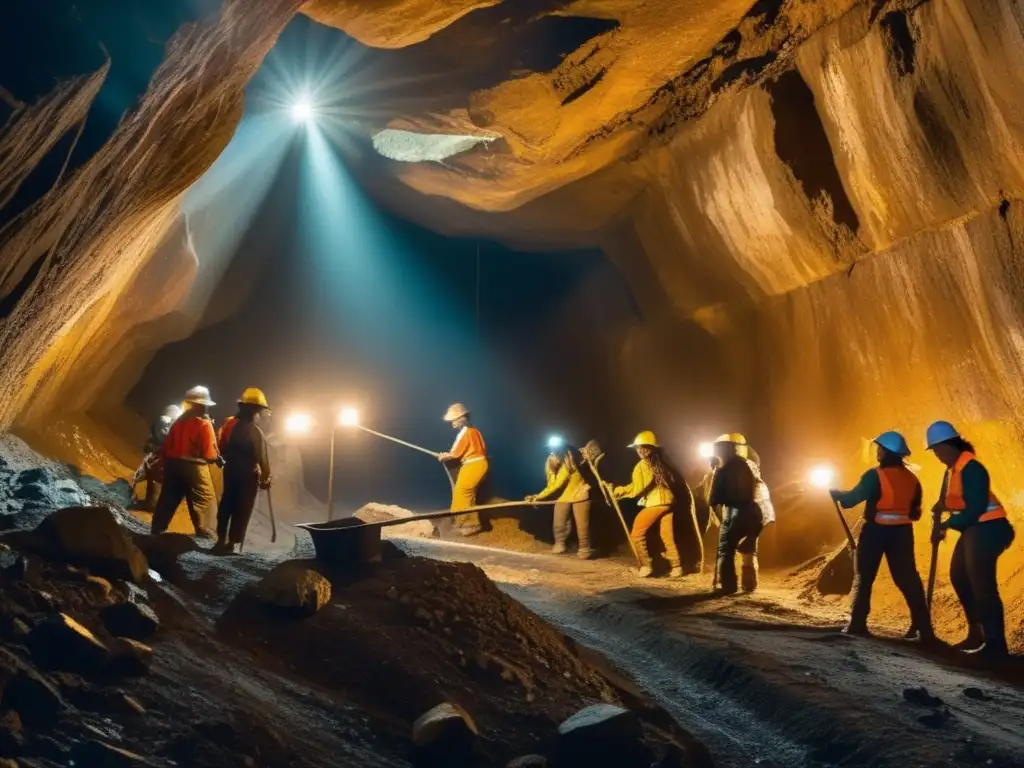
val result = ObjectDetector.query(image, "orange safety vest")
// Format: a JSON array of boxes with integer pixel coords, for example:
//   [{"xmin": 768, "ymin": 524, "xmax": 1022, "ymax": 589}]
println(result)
[
  {"xmin": 945, "ymin": 452, "xmax": 1007, "ymax": 523},
  {"xmin": 874, "ymin": 466, "xmax": 920, "ymax": 525},
  {"xmin": 163, "ymin": 415, "xmax": 218, "ymax": 462},
  {"xmin": 218, "ymin": 417, "xmax": 238, "ymax": 454},
  {"xmin": 450, "ymin": 426, "xmax": 487, "ymax": 464}
]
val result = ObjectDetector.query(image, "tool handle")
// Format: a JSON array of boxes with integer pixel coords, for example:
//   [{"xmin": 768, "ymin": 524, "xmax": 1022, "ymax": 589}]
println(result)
[
  {"xmin": 354, "ymin": 425, "xmax": 440, "ymax": 457},
  {"xmin": 832, "ymin": 500, "xmax": 858, "ymax": 554},
  {"xmin": 266, "ymin": 487, "xmax": 277, "ymax": 543},
  {"xmin": 585, "ymin": 459, "xmax": 642, "ymax": 567}
]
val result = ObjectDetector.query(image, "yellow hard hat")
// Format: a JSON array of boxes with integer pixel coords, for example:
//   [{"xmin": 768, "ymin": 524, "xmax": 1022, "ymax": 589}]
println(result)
[
  {"xmin": 714, "ymin": 432, "xmax": 747, "ymax": 445},
  {"xmin": 628, "ymin": 430, "xmax": 659, "ymax": 448},
  {"xmin": 238, "ymin": 387, "xmax": 269, "ymax": 408}
]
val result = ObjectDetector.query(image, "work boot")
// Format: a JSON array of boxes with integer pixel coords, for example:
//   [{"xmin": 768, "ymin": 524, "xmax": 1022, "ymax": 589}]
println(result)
[
  {"xmin": 841, "ymin": 623, "xmax": 871, "ymax": 637},
  {"xmin": 576, "ymin": 547, "xmax": 592, "ymax": 560},
  {"xmin": 668, "ymin": 566, "xmax": 684, "ymax": 578},
  {"xmin": 954, "ymin": 623, "xmax": 985, "ymax": 652},
  {"xmin": 551, "ymin": 542, "xmax": 567, "ymax": 555},
  {"xmin": 210, "ymin": 540, "xmax": 231, "ymax": 555},
  {"xmin": 740, "ymin": 552, "xmax": 759, "ymax": 593},
  {"xmin": 635, "ymin": 565, "xmax": 654, "ymax": 578}
]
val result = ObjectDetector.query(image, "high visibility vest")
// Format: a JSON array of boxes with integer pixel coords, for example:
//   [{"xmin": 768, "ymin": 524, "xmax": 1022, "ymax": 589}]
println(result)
[
  {"xmin": 450, "ymin": 426, "xmax": 487, "ymax": 464},
  {"xmin": 945, "ymin": 452, "xmax": 1007, "ymax": 523},
  {"xmin": 218, "ymin": 417, "xmax": 238, "ymax": 454},
  {"xmin": 874, "ymin": 466, "xmax": 919, "ymax": 525}
]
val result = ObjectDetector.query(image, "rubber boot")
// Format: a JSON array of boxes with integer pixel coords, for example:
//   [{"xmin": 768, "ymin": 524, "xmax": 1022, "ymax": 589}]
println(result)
[
  {"xmin": 551, "ymin": 542, "xmax": 567, "ymax": 555},
  {"xmin": 717, "ymin": 554, "xmax": 738, "ymax": 595},
  {"xmin": 740, "ymin": 552, "xmax": 758, "ymax": 593},
  {"xmin": 576, "ymin": 547, "xmax": 592, "ymax": 560},
  {"xmin": 954, "ymin": 623, "xmax": 985, "ymax": 652}
]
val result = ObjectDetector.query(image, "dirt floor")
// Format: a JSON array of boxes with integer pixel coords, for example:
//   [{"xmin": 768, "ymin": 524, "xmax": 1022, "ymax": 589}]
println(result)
[{"xmin": 399, "ymin": 537, "xmax": 1024, "ymax": 768}]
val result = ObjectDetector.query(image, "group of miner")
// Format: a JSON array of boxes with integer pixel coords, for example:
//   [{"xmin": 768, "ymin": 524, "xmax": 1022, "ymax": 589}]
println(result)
[{"xmin": 134, "ymin": 392, "xmax": 1016, "ymax": 658}]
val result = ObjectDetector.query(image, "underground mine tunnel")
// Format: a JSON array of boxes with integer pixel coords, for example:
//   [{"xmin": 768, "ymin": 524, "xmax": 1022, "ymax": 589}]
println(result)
[{"xmin": 1, "ymin": 1, "xmax": 1024, "ymax": 767}]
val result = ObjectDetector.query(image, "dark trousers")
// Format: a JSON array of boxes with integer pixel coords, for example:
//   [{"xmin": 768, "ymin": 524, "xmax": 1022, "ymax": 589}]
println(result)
[
  {"xmin": 850, "ymin": 523, "xmax": 930, "ymax": 632},
  {"xmin": 218, "ymin": 467, "xmax": 260, "ymax": 545},
  {"xmin": 553, "ymin": 501, "xmax": 591, "ymax": 550},
  {"xmin": 950, "ymin": 520, "xmax": 1015, "ymax": 651},
  {"xmin": 152, "ymin": 459, "xmax": 217, "ymax": 535},
  {"xmin": 717, "ymin": 505, "xmax": 763, "ymax": 593}
]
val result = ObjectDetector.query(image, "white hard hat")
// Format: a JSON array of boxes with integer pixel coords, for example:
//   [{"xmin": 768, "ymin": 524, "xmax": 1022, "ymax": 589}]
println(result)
[
  {"xmin": 443, "ymin": 402, "xmax": 469, "ymax": 422},
  {"xmin": 926, "ymin": 421, "xmax": 960, "ymax": 449},
  {"xmin": 874, "ymin": 430, "xmax": 911, "ymax": 457},
  {"xmin": 184, "ymin": 385, "xmax": 216, "ymax": 407}
]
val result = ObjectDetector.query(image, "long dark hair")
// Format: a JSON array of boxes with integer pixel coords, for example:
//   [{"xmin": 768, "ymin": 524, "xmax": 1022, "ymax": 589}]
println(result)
[
  {"xmin": 638, "ymin": 445, "xmax": 678, "ymax": 489},
  {"xmin": 945, "ymin": 436, "xmax": 976, "ymax": 454},
  {"xmin": 237, "ymin": 403, "xmax": 263, "ymax": 422}
]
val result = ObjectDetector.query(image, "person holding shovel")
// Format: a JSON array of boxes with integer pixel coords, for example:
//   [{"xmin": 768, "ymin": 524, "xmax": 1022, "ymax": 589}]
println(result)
[
  {"xmin": 212, "ymin": 388, "xmax": 272, "ymax": 554},
  {"xmin": 828, "ymin": 431, "xmax": 933, "ymax": 641},
  {"xmin": 608, "ymin": 431, "xmax": 695, "ymax": 578},
  {"xmin": 926, "ymin": 421, "xmax": 1015, "ymax": 657},
  {"xmin": 437, "ymin": 403, "xmax": 488, "ymax": 536},
  {"xmin": 526, "ymin": 440, "xmax": 594, "ymax": 559}
]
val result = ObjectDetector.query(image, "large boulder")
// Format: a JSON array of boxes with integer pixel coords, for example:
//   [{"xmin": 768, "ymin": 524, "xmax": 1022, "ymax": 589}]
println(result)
[
  {"xmin": 34, "ymin": 507, "xmax": 148, "ymax": 584},
  {"xmin": 100, "ymin": 602, "xmax": 159, "ymax": 641},
  {"xmin": 255, "ymin": 562, "xmax": 331, "ymax": 618},
  {"xmin": 412, "ymin": 702, "xmax": 477, "ymax": 759},
  {"xmin": 27, "ymin": 613, "xmax": 110, "ymax": 674},
  {"xmin": 355, "ymin": 503, "xmax": 436, "ymax": 539},
  {"xmin": 558, "ymin": 704, "xmax": 645, "ymax": 767}
]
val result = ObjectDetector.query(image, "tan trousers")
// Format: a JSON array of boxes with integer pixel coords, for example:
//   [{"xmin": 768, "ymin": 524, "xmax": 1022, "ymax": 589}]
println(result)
[
  {"xmin": 152, "ymin": 459, "xmax": 217, "ymax": 535},
  {"xmin": 630, "ymin": 504, "xmax": 680, "ymax": 568}
]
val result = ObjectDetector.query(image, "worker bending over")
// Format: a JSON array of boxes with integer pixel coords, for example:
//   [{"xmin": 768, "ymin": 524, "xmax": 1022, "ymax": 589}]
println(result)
[
  {"xmin": 927, "ymin": 421, "xmax": 1015, "ymax": 657},
  {"xmin": 708, "ymin": 433, "xmax": 763, "ymax": 594},
  {"xmin": 610, "ymin": 431, "xmax": 696, "ymax": 578},
  {"xmin": 213, "ymin": 388, "xmax": 272, "ymax": 554},
  {"xmin": 152, "ymin": 386, "xmax": 221, "ymax": 538},
  {"xmin": 131, "ymin": 403, "xmax": 182, "ymax": 511},
  {"xmin": 437, "ymin": 403, "xmax": 487, "ymax": 536},
  {"xmin": 829, "ymin": 431, "xmax": 933, "ymax": 640},
  {"xmin": 527, "ymin": 441, "xmax": 593, "ymax": 559}
]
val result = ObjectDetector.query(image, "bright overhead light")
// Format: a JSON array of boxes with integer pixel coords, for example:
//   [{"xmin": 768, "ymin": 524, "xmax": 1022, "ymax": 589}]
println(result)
[
  {"xmin": 291, "ymin": 96, "xmax": 315, "ymax": 124},
  {"xmin": 285, "ymin": 412, "xmax": 313, "ymax": 434},
  {"xmin": 547, "ymin": 435, "xmax": 564, "ymax": 451},
  {"xmin": 698, "ymin": 442, "xmax": 714, "ymax": 459},
  {"xmin": 809, "ymin": 464, "xmax": 835, "ymax": 489},
  {"xmin": 339, "ymin": 407, "xmax": 359, "ymax": 427}
]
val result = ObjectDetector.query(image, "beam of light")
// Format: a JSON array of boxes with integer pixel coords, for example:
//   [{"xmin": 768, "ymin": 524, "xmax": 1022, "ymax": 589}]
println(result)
[
  {"xmin": 339, "ymin": 407, "xmax": 359, "ymax": 427},
  {"xmin": 547, "ymin": 435, "xmax": 564, "ymax": 451},
  {"xmin": 698, "ymin": 442, "xmax": 714, "ymax": 459},
  {"xmin": 285, "ymin": 412, "xmax": 313, "ymax": 434},
  {"xmin": 809, "ymin": 465, "xmax": 835, "ymax": 489}
]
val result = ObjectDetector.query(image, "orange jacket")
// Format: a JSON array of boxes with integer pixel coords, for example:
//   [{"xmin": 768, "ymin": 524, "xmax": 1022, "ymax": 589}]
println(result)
[
  {"xmin": 163, "ymin": 415, "xmax": 218, "ymax": 462},
  {"xmin": 217, "ymin": 417, "xmax": 238, "ymax": 454},
  {"xmin": 450, "ymin": 426, "xmax": 486, "ymax": 463}
]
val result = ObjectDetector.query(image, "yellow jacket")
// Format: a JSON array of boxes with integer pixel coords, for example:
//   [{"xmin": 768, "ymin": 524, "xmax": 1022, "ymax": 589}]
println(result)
[
  {"xmin": 613, "ymin": 459, "xmax": 674, "ymax": 508},
  {"xmin": 536, "ymin": 462, "xmax": 591, "ymax": 503}
]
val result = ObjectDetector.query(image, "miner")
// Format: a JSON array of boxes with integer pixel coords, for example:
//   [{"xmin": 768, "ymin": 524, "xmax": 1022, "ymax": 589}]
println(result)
[
  {"xmin": 829, "ymin": 431, "xmax": 933, "ymax": 641},
  {"xmin": 707, "ymin": 433, "xmax": 763, "ymax": 594},
  {"xmin": 437, "ymin": 403, "xmax": 488, "ymax": 536},
  {"xmin": 927, "ymin": 421, "xmax": 1015, "ymax": 657},
  {"xmin": 526, "ymin": 439, "xmax": 594, "ymax": 559},
  {"xmin": 213, "ymin": 388, "xmax": 272, "ymax": 554},
  {"xmin": 151, "ymin": 385, "xmax": 221, "ymax": 539}
]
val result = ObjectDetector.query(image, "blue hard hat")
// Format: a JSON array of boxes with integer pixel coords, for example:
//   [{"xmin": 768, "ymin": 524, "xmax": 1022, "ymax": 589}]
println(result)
[
  {"xmin": 925, "ymin": 421, "xmax": 960, "ymax": 449},
  {"xmin": 874, "ymin": 430, "xmax": 911, "ymax": 457}
]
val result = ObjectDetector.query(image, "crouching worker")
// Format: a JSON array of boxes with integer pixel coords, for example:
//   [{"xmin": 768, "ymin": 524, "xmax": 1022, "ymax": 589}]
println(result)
[
  {"xmin": 213, "ymin": 388, "xmax": 272, "ymax": 554},
  {"xmin": 829, "ymin": 431, "xmax": 933, "ymax": 640},
  {"xmin": 927, "ymin": 421, "xmax": 1015, "ymax": 657},
  {"xmin": 611, "ymin": 431, "xmax": 696, "ymax": 578},
  {"xmin": 437, "ymin": 403, "xmax": 488, "ymax": 536},
  {"xmin": 527, "ymin": 439, "xmax": 593, "ymax": 559},
  {"xmin": 709, "ymin": 434, "xmax": 762, "ymax": 594},
  {"xmin": 151, "ymin": 386, "xmax": 221, "ymax": 539}
]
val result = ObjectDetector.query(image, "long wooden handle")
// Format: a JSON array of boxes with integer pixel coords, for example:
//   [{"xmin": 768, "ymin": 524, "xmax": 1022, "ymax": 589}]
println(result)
[
  {"xmin": 354, "ymin": 425, "xmax": 440, "ymax": 458},
  {"xmin": 832, "ymin": 500, "xmax": 858, "ymax": 554},
  {"xmin": 585, "ymin": 458, "xmax": 642, "ymax": 566}
]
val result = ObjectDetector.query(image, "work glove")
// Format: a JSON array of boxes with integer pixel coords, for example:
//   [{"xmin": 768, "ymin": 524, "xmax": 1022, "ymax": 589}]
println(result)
[
  {"xmin": 828, "ymin": 489, "xmax": 840, "ymax": 502},
  {"xmin": 214, "ymin": 456, "xmax": 225, "ymax": 469},
  {"xmin": 909, "ymin": 507, "xmax": 922, "ymax": 522},
  {"xmin": 709, "ymin": 456, "xmax": 721, "ymax": 470},
  {"xmin": 260, "ymin": 478, "xmax": 272, "ymax": 490},
  {"xmin": 524, "ymin": 494, "xmax": 537, "ymax": 504},
  {"xmin": 931, "ymin": 502, "xmax": 945, "ymax": 516},
  {"xmin": 436, "ymin": 453, "xmax": 451, "ymax": 463}
]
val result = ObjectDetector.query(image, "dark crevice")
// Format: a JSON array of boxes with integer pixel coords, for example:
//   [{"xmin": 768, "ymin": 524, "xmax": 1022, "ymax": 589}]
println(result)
[
  {"xmin": 712, "ymin": 30, "xmax": 743, "ymax": 59},
  {"xmin": 0, "ymin": 251, "xmax": 48, "ymax": 319},
  {"xmin": 869, "ymin": 0, "xmax": 891, "ymax": 25},
  {"xmin": 713, "ymin": 51, "xmax": 777, "ymax": 92},
  {"xmin": 743, "ymin": 0, "xmax": 785, "ymax": 27},
  {"xmin": 999, "ymin": 198, "xmax": 1011, "ymax": 220},
  {"xmin": 767, "ymin": 70, "xmax": 860, "ymax": 234},
  {"xmin": 880, "ymin": 11, "xmax": 916, "ymax": 76},
  {"xmin": 561, "ymin": 67, "xmax": 607, "ymax": 106}
]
